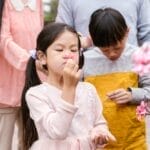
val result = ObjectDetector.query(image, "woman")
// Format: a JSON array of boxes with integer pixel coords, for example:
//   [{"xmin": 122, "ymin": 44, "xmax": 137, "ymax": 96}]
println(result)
[{"xmin": 0, "ymin": 0, "xmax": 43, "ymax": 149}]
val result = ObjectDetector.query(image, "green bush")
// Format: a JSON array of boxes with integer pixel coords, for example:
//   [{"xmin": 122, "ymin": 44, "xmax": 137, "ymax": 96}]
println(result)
[{"xmin": 44, "ymin": 0, "xmax": 58, "ymax": 24}]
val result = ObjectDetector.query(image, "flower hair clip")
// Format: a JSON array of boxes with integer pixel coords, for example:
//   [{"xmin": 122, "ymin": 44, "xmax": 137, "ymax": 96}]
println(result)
[{"xmin": 29, "ymin": 49, "xmax": 37, "ymax": 59}]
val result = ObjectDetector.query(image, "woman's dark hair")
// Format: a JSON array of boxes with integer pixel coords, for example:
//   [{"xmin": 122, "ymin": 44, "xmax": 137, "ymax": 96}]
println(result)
[
  {"xmin": 89, "ymin": 8, "xmax": 128, "ymax": 47},
  {"xmin": 21, "ymin": 22, "xmax": 81, "ymax": 150},
  {"xmin": 0, "ymin": 0, "xmax": 4, "ymax": 30}
]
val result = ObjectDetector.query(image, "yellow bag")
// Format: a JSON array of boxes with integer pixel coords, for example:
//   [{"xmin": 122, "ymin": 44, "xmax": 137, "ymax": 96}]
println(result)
[{"xmin": 85, "ymin": 72, "xmax": 146, "ymax": 150}]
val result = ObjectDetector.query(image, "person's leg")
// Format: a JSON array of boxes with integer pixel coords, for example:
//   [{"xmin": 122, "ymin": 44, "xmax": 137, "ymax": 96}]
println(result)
[
  {"xmin": 16, "ymin": 108, "xmax": 23, "ymax": 150},
  {"xmin": 0, "ymin": 107, "xmax": 19, "ymax": 150}
]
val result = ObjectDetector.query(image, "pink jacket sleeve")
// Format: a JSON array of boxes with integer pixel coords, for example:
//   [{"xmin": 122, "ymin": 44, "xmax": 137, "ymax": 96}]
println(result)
[
  {"xmin": 0, "ymin": 0, "xmax": 30, "ymax": 71},
  {"xmin": 26, "ymin": 88, "xmax": 78, "ymax": 140},
  {"xmin": 39, "ymin": 0, "xmax": 44, "ymax": 27},
  {"xmin": 90, "ymin": 85, "xmax": 109, "ymax": 134}
]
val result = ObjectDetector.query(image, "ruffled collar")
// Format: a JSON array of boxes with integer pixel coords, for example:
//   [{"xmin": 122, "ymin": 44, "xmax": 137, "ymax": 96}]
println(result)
[{"xmin": 10, "ymin": 0, "xmax": 36, "ymax": 11}]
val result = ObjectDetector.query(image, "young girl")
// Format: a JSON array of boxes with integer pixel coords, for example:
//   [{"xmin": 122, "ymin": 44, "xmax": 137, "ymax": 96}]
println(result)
[{"xmin": 21, "ymin": 22, "xmax": 116, "ymax": 150}]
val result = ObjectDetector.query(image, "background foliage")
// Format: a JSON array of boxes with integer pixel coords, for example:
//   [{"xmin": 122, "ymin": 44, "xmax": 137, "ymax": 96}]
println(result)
[{"xmin": 44, "ymin": 0, "xmax": 58, "ymax": 24}]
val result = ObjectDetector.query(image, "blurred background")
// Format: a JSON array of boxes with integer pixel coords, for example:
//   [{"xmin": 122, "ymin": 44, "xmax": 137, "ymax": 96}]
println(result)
[{"xmin": 43, "ymin": 0, "xmax": 58, "ymax": 24}]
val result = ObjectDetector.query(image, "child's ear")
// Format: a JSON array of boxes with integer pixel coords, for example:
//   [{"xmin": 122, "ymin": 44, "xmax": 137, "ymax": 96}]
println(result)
[{"xmin": 36, "ymin": 50, "xmax": 47, "ymax": 65}]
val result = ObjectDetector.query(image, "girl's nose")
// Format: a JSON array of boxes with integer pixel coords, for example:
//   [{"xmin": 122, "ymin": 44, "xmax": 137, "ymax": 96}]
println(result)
[{"xmin": 63, "ymin": 54, "xmax": 74, "ymax": 59}]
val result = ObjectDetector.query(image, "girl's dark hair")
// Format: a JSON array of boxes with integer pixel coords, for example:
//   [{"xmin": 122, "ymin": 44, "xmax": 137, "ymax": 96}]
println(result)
[
  {"xmin": 0, "ymin": 0, "xmax": 4, "ymax": 30},
  {"xmin": 89, "ymin": 8, "xmax": 128, "ymax": 47},
  {"xmin": 21, "ymin": 22, "xmax": 81, "ymax": 150}
]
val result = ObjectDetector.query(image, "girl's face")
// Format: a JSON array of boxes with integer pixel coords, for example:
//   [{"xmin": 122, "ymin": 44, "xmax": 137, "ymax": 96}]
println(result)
[{"xmin": 45, "ymin": 30, "xmax": 79, "ymax": 76}]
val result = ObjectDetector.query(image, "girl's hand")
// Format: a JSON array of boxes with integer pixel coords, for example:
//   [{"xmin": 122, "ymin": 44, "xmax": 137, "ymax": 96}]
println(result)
[
  {"xmin": 107, "ymin": 88, "xmax": 132, "ymax": 104},
  {"xmin": 91, "ymin": 131, "xmax": 116, "ymax": 148},
  {"xmin": 63, "ymin": 59, "xmax": 82, "ymax": 88},
  {"xmin": 61, "ymin": 59, "xmax": 82, "ymax": 104}
]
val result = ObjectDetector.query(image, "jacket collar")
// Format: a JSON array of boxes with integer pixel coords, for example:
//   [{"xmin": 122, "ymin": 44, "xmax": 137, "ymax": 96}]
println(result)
[{"xmin": 10, "ymin": 0, "xmax": 36, "ymax": 11}]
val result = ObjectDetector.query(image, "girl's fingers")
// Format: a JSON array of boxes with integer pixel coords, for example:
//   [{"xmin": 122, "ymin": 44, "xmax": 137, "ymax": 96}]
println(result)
[
  {"xmin": 98, "ymin": 136, "xmax": 108, "ymax": 145},
  {"xmin": 94, "ymin": 138, "xmax": 98, "ymax": 145},
  {"xmin": 107, "ymin": 132, "xmax": 116, "ymax": 142},
  {"xmin": 72, "ymin": 64, "xmax": 79, "ymax": 73},
  {"xmin": 96, "ymin": 143, "xmax": 107, "ymax": 148},
  {"xmin": 65, "ymin": 59, "xmax": 76, "ymax": 69},
  {"xmin": 76, "ymin": 69, "xmax": 82, "ymax": 78}
]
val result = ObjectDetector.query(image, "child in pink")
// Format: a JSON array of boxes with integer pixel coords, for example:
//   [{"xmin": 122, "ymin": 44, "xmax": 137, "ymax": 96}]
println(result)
[
  {"xmin": 21, "ymin": 22, "xmax": 116, "ymax": 150},
  {"xmin": 0, "ymin": 0, "xmax": 43, "ymax": 149}
]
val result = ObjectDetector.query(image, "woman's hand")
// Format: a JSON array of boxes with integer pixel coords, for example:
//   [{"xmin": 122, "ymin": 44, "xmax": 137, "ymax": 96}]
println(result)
[{"xmin": 78, "ymin": 32, "xmax": 92, "ymax": 48}]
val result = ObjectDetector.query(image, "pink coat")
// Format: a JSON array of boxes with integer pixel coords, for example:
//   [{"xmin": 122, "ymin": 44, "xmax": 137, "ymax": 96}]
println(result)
[
  {"xmin": 26, "ymin": 82, "xmax": 109, "ymax": 150},
  {"xmin": 0, "ymin": 0, "xmax": 43, "ymax": 107}
]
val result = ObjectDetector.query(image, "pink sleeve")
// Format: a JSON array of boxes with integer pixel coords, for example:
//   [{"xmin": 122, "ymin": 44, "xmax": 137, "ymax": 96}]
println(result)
[
  {"xmin": 86, "ymin": 84, "xmax": 115, "ymax": 147},
  {"xmin": 39, "ymin": 0, "xmax": 44, "ymax": 27},
  {"xmin": 26, "ymin": 89, "xmax": 78, "ymax": 140},
  {"xmin": 0, "ymin": 0, "xmax": 29, "ymax": 71},
  {"xmin": 90, "ymin": 85, "xmax": 109, "ymax": 133}
]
